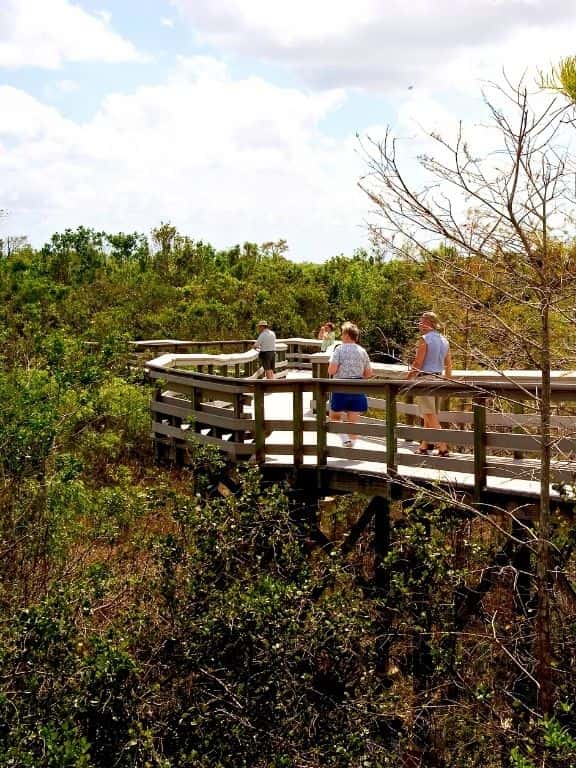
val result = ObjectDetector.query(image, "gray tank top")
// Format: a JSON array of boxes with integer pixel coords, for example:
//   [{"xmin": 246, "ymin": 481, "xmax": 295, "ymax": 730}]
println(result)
[{"xmin": 421, "ymin": 330, "xmax": 449, "ymax": 373}]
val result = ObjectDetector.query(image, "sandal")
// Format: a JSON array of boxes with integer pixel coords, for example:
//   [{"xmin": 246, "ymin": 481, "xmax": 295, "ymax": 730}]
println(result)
[{"xmin": 436, "ymin": 449, "xmax": 450, "ymax": 457}]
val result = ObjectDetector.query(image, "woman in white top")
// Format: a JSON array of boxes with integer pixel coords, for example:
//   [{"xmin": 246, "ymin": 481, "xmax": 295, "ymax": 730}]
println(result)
[{"xmin": 327, "ymin": 322, "xmax": 373, "ymax": 448}]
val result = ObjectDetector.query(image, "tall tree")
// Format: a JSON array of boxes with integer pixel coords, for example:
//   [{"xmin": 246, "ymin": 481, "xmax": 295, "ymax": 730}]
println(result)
[{"xmin": 359, "ymin": 78, "xmax": 576, "ymax": 714}]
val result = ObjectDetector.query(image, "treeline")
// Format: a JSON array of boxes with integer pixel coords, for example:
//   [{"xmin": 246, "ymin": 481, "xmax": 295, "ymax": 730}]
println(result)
[
  {"xmin": 0, "ymin": 224, "xmax": 424, "ymax": 363},
  {"xmin": 0, "ymin": 226, "xmax": 574, "ymax": 767},
  {"xmin": 4, "ymin": 224, "xmax": 574, "ymax": 373}
]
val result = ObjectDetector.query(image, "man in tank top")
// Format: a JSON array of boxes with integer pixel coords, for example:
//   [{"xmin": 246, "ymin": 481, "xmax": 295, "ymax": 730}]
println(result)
[{"xmin": 407, "ymin": 311, "xmax": 452, "ymax": 456}]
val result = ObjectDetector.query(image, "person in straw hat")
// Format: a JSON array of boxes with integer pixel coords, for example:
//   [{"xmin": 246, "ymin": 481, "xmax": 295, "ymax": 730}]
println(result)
[{"xmin": 253, "ymin": 320, "xmax": 277, "ymax": 380}]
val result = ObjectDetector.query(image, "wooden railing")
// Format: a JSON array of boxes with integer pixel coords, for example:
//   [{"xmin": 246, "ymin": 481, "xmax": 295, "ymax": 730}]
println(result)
[
  {"xmin": 144, "ymin": 345, "xmax": 576, "ymax": 499},
  {"xmin": 132, "ymin": 337, "xmax": 323, "ymax": 370}
]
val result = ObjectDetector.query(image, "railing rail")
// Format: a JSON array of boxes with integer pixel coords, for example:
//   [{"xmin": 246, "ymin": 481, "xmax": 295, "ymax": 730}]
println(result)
[
  {"xmin": 133, "ymin": 337, "xmax": 323, "ymax": 369},
  {"xmin": 147, "ymin": 356, "xmax": 576, "ymax": 496}
]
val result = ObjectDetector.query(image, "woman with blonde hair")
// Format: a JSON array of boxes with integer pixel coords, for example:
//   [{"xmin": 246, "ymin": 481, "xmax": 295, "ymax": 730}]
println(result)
[{"xmin": 328, "ymin": 322, "xmax": 373, "ymax": 448}]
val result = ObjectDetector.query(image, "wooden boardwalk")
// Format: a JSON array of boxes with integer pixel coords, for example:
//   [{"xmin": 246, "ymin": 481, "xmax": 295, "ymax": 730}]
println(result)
[
  {"xmin": 142, "ymin": 337, "xmax": 576, "ymax": 509},
  {"xmin": 241, "ymin": 372, "xmax": 569, "ymax": 502}
]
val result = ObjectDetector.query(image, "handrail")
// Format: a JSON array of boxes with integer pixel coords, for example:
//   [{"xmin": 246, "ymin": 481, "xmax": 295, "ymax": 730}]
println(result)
[{"xmin": 145, "ymin": 338, "xmax": 576, "ymax": 498}]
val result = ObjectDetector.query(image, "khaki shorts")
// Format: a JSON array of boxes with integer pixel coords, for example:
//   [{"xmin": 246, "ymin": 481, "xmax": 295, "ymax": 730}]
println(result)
[
  {"xmin": 413, "ymin": 373, "xmax": 441, "ymax": 415},
  {"xmin": 416, "ymin": 394, "xmax": 438, "ymax": 415}
]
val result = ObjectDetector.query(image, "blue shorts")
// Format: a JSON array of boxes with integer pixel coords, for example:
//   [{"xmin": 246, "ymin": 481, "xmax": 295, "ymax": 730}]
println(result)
[{"xmin": 330, "ymin": 392, "xmax": 368, "ymax": 413}]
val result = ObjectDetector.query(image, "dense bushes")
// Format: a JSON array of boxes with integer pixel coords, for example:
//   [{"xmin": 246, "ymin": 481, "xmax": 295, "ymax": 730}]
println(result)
[
  {"xmin": 0, "ymin": 228, "xmax": 575, "ymax": 765},
  {"xmin": 0, "ymin": 227, "xmax": 425, "ymax": 354},
  {"xmin": 2, "ymin": 452, "xmax": 574, "ymax": 766}
]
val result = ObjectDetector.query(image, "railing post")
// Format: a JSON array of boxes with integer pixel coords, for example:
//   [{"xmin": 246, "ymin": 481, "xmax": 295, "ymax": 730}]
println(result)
[
  {"xmin": 152, "ymin": 386, "xmax": 168, "ymax": 463},
  {"xmin": 405, "ymin": 393, "xmax": 415, "ymax": 434},
  {"xmin": 439, "ymin": 395, "xmax": 450, "ymax": 429},
  {"xmin": 233, "ymin": 391, "xmax": 245, "ymax": 449},
  {"xmin": 386, "ymin": 384, "xmax": 397, "ymax": 474},
  {"xmin": 254, "ymin": 384, "xmax": 266, "ymax": 465},
  {"xmin": 315, "ymin": 381, "xmax": 327, "ymax": 466},
  {"xmin": 293, "ymin": 385, "xmax": 304, "ymax": 468},
  {"xmin": 192, "ymin": 383, "xmax": 202, "ymax": 435},
  {"xmin": 512, "ymin": 398, "xmax": 524, "ymax": 460},
  {"xmin": 473, "ymin": 394, "xmax": 487, "ymax": 499}
]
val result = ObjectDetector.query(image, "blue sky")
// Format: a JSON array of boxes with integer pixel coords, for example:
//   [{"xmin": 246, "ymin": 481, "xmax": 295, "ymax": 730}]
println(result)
[{"xmin": 1, "ymin": 0, "xmax": 576, "ymax": 261}]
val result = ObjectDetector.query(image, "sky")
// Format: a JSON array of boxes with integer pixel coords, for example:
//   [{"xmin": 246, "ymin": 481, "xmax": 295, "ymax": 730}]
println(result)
[{"xmin": 1, "ymin": 0, "xmax": 576, "ymax": 262}]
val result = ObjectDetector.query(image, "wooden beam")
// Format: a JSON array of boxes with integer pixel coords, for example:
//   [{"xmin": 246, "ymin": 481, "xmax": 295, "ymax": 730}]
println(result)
[
  {"xmin": 473, "ymin": 395, "xmax": 487, "ymax": 500},
  {"xmin": 293, "ymin": 389, "xmax": 304, "ymax": 468},
  {"xmin": 254, "ymin": 385, "xmax": 266, "ymax": 465},
  {"xmin": 315, "ymin": 381, "xmax": 327, "ymax": 468},
  {"xmin": 386, "ymin": 384, "xmax": 397, "ymax": 474}
]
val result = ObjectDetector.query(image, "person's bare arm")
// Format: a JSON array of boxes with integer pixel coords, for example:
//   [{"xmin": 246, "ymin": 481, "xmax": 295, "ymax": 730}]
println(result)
[
  {"xmin": 408, "ymin": 340, "xmax": 426, "ymax": 378},
  {"xmin": 327, "ymin": 361, "xmax": 339, "ymax": 376}
]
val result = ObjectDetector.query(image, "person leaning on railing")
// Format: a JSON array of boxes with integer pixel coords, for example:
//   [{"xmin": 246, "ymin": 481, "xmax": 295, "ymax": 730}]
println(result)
[
  {"xmin": 253, "ymin": 320, "xmax": 276, "ymax": 380},
  {"xmin": 407, "ymin": 311, "xmax": 452, "ymax": 456},
  {"xmin": 318, "ymin": 321, "xmax": 336, "ymax": 352},
  {"xmin": 327, "ymin": 321, "xmax": 373, "ymax": 448}
]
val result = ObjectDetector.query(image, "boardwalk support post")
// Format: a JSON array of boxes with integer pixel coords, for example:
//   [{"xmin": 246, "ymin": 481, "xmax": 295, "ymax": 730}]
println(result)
[
  {"xmin": 386, "ymin": 384, "xmax": 397, "ymax": 474},
  {"xmin": 292, "ymin": 385, "xmax": 304, "ymax": 468},
  {"xmin": 473, "ymin": 394, "xmax": 487, "ymax": 500},
  {"xmin": 373, "ymin": 493, "xmax": 392, "ymax": 674},
  {"xmin": 254, "ymin": 384, "xmax": 266, "ymax": 465},
  {"xmin": 315, "ymin": 381, "xmax": 328, "ymax": 468}
]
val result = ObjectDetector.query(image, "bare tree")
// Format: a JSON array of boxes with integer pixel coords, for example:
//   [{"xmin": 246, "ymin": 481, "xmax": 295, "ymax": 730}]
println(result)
[{"xmin": 358, "ymin": 78, "xmax": 576, "ymax": 714}]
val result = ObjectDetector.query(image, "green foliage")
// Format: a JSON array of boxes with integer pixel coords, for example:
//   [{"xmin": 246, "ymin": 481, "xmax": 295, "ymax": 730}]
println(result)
[
  {"xmin": 0, "ymin": 367, "xmax": 60, "ymax": 478},
  {"xmin": 2, "ymin": 222, "xmax": 576, "ymax": 765},
  {"xmin": 0, "ymin": 224, "xmax": 425, "ymax": 351},
  {"xmin": 510, "ymin": 716, "xmax": 576, "ymax": 768},
  {"xmin": 510, "ymin": 746, "xmax": 536, "ymax": 768},
  {"xmin": 540, "ymin": 56, "xmax": 576, "ymax": 103}
]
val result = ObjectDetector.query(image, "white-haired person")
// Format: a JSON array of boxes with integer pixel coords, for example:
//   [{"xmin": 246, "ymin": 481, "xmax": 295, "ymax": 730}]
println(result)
[
  {"xmin": 407, "ymin": 311, "xmax": 452, "ymax": 456},
  {"xmin": 327, "ymin": 322, "xmax": 373, "ymax": 448}
]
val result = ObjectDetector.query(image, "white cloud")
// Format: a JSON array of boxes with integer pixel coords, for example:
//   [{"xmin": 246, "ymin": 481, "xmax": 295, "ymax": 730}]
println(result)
[
  {"xmin": 172, "ymin": 0, "xmax": 576, "ymax": 92},
  {"xmin": 56, "ymin": 79, "xmax": 80, "ymax": 94},
  {"xmin": 0, "ymin": 0, "xmax": 143, "ymax": 69},
  {"xmin": 95, "ymin": 9, "xmax": 112, "ymax": 25},
  {"xmin": 42, "ymin": 78, "xmax": 80, "ymax": 100},
  {"xmin": 161, "ymin": 17, "xmax": 175, "ymax": 28},
  {"xmin": 0, "ymin": 59, "xmax": 367, "ymax": 261},
  {"xmin": 4, "ymin": 1, "xmax": 575, "ymax": 262}
]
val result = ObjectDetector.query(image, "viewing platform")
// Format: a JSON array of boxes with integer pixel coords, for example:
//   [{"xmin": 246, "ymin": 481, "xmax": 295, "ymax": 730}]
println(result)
[{"xmin": 136, "ymin": 337, "xmax": 576, "ymax": 512}]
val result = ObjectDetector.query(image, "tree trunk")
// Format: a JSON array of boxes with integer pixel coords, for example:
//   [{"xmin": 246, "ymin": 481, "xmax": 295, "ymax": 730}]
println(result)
[{"xmin": 535, "ymin": 298, "xmax": 553, "ymax": 713}]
